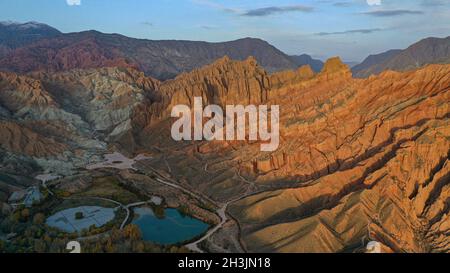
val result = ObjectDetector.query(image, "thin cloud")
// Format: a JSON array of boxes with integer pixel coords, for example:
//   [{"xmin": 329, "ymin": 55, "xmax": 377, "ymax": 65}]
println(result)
[
  {"xmin": 200, "ymin": 25, "xmax": 218, "ymax": 30},
  {"xmin": 191, "ymin": 0, "xmax": 241, "ymax": 14},
  {"xmin": 192, "ymin": 1, "xmax": 314, "ymax": 17},
  {"xmin": 142, "ymin": 21, "xmax": 154, "ymax": 27},
  {"xmin": 316, "ymin": 28, "xmax": 383, "ymax": 36},
  {"xmin": 421, "ymin": 0, "xmax": 448, "ymax": 7},
  {"xmin": 362, "ymin": 10, "xmax": 423, "ymax": 17},
  {"xmin": 66, "ymin": 0, "xmax": 81, "ymax": 6},
  {"xmin": 366, "ymin": 0, "xmax": 381, "ymax": 6},
  {"xmin": 333, "ymin": 2, "xmax": 353, "ymax": 7},
  {"xmin": 242, "ymin": 5, "xmax": 314, "ymax": 17}
]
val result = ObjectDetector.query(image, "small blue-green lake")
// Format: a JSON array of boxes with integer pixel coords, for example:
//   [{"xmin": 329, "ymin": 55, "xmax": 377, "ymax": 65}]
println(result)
[{"xmin": 132, "ymin": 207, "xmax": 209, "ymax": 245}]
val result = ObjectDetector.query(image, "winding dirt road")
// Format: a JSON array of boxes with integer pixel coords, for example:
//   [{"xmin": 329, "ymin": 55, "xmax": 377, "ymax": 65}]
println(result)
[{"xmin": 138, "ymin": 162, "xmax": 258, "ymax": 253}]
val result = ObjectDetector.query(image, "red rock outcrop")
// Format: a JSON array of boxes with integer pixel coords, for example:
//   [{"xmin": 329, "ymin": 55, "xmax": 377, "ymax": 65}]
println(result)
[
  {"xmin": 0, "ymin": 53, "xmax": 448, "ymax": 253},
  {"xmin": 162, "ymin": 56, "xmax": 270, "ymax": 107},
  {"xmin": 227, "ymin": 62, "xmax": 450, "ymax": 253},
  {"xmin": 0, "ymin": 121, "xmax": 67, "ymax": 157},
  {"xmin": 0, "ymin": 72, "xmax": 57, "ymax": 111},
  {"xmin": 270, "ymin": 65, "xmax": 315, "ymax": 88},
  {"xmin": 133, "ymin": 56, "xmax": 449, "ymax": 253}
]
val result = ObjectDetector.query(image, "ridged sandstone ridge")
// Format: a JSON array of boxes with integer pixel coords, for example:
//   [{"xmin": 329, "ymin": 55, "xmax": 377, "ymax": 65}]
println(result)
[
  {"xmin": 317, "ymin": 56, "xmax": 352, "ymax": 80},
  {"xmin": 0, "ymin": 55, "xmax": 448, "ymax": 253},
  {"xmin": 270, "ymin": 65, "xmax": 315, "ymax": 88},
  {"xmin": 162, "ymin": 56, "xmax": 270, "ymax": 107},
  {"xmin": 0, "ymin": 121, "xmax": 67, "ymax": 157},
  {"xmin": 133, "ymin": 58, "xmax": 449, "ymax": 253},
  {"xmin": 0, "ymin": 72, "xmax": 57, "ymax": 111},
  {"xmin": 0, "ymin": 67, "xmax": 160, "ymax": 174},
  {"xmin": 225, "ymin": 64, "xmax": 450, "ymax": 253},
  {"xmin": 137, "ymin": 56, "xmax": 349, "ymax": 127},
  {"xmin": 130, "ymin": 56, "xmax": 272, "ymax": 128},
  {"xmin": 321, "ymin": 56, "xmax": 349, "ymax": 73}
]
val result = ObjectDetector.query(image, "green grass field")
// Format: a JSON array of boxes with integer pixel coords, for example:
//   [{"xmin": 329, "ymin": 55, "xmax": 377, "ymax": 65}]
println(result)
[{"xmin": 74, "ymin": 176, "xmax": 141, "ymax": 204}]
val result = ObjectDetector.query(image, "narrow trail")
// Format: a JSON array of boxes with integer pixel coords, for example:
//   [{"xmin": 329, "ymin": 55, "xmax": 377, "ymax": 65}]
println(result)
[
  {"xmin": 184, "ymin": 194, "xmax": 250, "ymax": 253},
  {"xmin": 37, "ymin": 155, "xmax": 254, "ymax": 251},
  {"xmin": 61, "ymin": 197, "xmax": 155, "ymax": 230},
  {"xmin": 120, "ymin": 200, "xmax": 155, "ymax": 229},
  {"xmin": 137, "ymin": 161, "xmax": 261, "ymax": 253},
  {"xmin": 40, "ymin": 154, "xmax": 260, "ymax": 252},
  {"xmin": 40, "ymin": 173, "xmax": 153, "ymax": 231}
]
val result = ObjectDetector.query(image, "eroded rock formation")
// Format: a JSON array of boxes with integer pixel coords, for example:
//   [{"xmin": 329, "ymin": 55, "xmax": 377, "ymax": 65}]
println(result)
[
  {"xmin": 0, "ymin": 55, "xmax": 448, "ymax": 253},
  {"xmin": 134, "ymin": 56, "xmax": 449, "ymax": 253}
]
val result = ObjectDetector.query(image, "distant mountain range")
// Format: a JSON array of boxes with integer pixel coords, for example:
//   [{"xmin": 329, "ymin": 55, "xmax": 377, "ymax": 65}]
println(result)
[
  {"xmin": 352, "ymin": 49, "xmax": 402, "ymax": 76},
  {"xmin": 0, "ymin": 21, "xmax": 61, "ymax": 57},
  {"xmin": 289, "ymin": 54, "xmax": 324, "ymax": 72},
  {"xmin": 0, "ymin": 21, "xmax": 449, "ymax": 80},
  {"xmin": 353, "ymin": 36, "xmax": 450, "ymax": 77},
  {"xmin": 0, "ymin": 22, "xmax": 303, "ymax": 80}
]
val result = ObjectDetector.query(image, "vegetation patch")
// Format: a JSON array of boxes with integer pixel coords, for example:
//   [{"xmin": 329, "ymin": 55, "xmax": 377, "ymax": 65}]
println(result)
[{"xmin": 73, "ymin": 176, "xmax": 140, "ymax": 204}]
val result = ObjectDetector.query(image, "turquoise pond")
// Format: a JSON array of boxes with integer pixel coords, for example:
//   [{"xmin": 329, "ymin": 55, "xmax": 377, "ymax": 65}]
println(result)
[{"xmin": 132, "ymin": 207, "xmax": 209, "ymax": 245}]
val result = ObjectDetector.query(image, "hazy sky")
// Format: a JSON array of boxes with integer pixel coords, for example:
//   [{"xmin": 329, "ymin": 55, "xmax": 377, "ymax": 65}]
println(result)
[{"xmin": 1, "ymin": 0, "xmax": 449, "ymax": 61}]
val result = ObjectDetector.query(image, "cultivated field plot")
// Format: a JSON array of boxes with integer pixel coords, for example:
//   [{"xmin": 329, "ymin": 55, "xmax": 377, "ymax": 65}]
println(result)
[
  {"xmin": 73, "ymin": 176, "xmax": 141, "ymax": 204},
  {"xmin": 46, "ymin": 206, "xmax": 116, "ymax": 233}
]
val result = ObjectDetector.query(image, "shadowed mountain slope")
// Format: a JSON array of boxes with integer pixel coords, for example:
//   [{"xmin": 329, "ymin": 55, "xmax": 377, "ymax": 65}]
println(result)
[
  {"xmin": 353, "ymin": 36, "xmax": 450, "ymax": 77},
  {"xmin": 289, "ymin": 54, "xmax": 324, "ymax": 72},
  {"xmin": 0, "ymin": 28, "xmax": 297, "ymax": 80},
  {"xmin": 0, "ymin": 21, "xmax": 61, "ymax": 58},
  {"xmin": 0, "ymin": 54, "xmax": 448, "ymax": 253}
]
